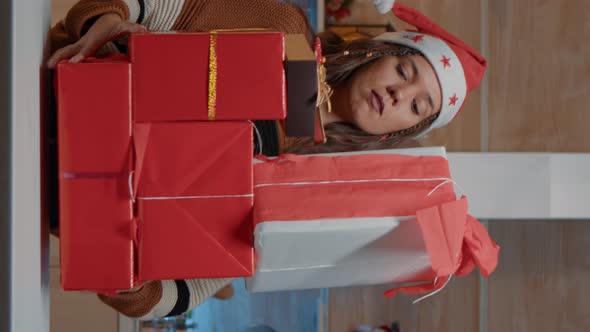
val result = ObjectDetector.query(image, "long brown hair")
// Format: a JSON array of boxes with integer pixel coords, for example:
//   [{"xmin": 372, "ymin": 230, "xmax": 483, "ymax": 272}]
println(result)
[{"xmin": 285, "ymin": 31, "xmax": 439, "ymax": 154}]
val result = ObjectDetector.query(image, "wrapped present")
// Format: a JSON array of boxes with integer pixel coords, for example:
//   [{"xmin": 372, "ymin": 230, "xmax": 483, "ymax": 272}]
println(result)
[
  {"xmin": 130, "ymin": 31, "xmax": 286, "ymax": 122},
  {"xmin": 133, "ymin": 121, "xmax": 254, "ymax": 280},
  {"xmin": 56, "ymin": 56, "xmax": 256, "ymax": 291},
  {"xmin": 246, "ymin": 147, "xmax": 499, "ymax": 297},
  {"xmin": 283, "ymin": 34, "xmax": 318, "ymax": 137},
  {"xmin": 56, "ymin": 58, "xmax": 134, "ymax": 291}
]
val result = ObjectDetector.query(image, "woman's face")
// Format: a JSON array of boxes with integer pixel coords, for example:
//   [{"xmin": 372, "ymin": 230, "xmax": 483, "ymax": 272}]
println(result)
[{"xmin": 334, "ymin": 54, "xmax": 442, "ymax": 135}]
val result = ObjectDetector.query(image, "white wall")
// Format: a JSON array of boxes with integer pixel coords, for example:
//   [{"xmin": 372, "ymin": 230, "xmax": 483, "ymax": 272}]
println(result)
[{"xmin": 1, "ymin": 0, "xmax": 52, "ymax": 331}]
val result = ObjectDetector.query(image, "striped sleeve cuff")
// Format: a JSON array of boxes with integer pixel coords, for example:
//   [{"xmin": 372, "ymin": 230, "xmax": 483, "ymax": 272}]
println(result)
[
  {"xmin": 165, "ymin": 280, "xmax": 190, "ymax": 317},
  {"xmin": 141, "ymin": 0, "xmax": 185, "ymax": 31},
  {"xmin": 121, "ymin": 0, "xmax": 141, "ymax": 23},
  {"xmin": 186, "ymin": 278, "xmax": 234, "ymax": 310},
  {"xmin": 138, "ymin": 280, "xmax": 178, "ymax": 320},
  {"xmin": 138, "ymin": 278, "xmax": 234, "ymax": 320}
]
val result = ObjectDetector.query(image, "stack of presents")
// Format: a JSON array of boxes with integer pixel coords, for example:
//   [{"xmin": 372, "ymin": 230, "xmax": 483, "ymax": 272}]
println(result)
[{"xmin": 54, "ymin": 30, "xmax": 499, "ymax": 299}]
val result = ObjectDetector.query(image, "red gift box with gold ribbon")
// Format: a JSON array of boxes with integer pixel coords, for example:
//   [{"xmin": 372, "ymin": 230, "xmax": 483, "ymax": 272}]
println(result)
[{"xmin": 130, "ymin": 31, "xmax": 286, "ymax": 122}]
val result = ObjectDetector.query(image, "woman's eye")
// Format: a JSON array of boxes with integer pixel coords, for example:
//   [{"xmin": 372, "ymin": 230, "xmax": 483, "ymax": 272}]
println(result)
[
  {"xmin": 411, "ymin": 99, "xmax": 420, "ymax": 115},
  {"xmin": 397, "ymin": 64, "xmax": 407, "ymax": 81}
]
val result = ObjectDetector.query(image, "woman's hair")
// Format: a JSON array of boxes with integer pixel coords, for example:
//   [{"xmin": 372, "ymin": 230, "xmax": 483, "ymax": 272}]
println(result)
[{"xmin": 285, "ymin": 31, "xmax": 439, "ymax": 154}]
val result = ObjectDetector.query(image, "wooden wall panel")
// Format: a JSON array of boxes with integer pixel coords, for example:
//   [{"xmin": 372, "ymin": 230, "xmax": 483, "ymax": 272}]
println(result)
[
  {"xmin": 329, "ymin": 274, "xmax": 479, "ymax": 332},
  {"xmin": 488, "ymin": 0, "xmax": 590, "ymax": 152},
  {"xmin": 329, "ymin": 285, "xmax": 418, "ymax": 332},
  {"xmin": 488, "ymin": 221, "xmax": 590, "ymax": 332}
]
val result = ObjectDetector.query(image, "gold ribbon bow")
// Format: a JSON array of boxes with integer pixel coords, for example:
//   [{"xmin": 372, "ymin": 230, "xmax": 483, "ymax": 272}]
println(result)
[{"xmin": 316, "ymin": 58, "xmax": 333, "ymax": 113}]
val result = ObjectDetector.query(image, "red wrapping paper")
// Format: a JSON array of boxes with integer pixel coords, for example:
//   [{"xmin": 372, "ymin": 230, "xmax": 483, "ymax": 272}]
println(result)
[
  {"xmin": 254, "ymin": 154, "xmax": 456, "ymax": 223},
  {"xmin": 56, "ymin": 30, "xmax": 290, "ymax": 290},
  {"xmin": 56, "ymin": 58, "xmax": 134, "ymax": 290},
  {"xmin": 130, "ymin": 31, "xmax": 286, "ymax": 122},
  {"xmin": 384, "ymin": 197, "xmax": 499, "ymax": 298},
  {"xmin": 59, "ymin": 178, "xmax": 134, "ymax": 290},
  {"xmin": 133, "ymin": 121, "xmax": 254, "ymax": 279},
  {"xmin": 57, "ymin": 59, "xmax": 132, "ymax": 173}
]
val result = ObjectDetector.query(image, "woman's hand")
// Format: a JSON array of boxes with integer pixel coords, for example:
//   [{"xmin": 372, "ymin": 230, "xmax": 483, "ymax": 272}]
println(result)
[
  {"xmin": 373, "ymin": 0, "xmax": 396, "ymax": 14},
  {"xmin": 47, "ymin": 13, "xmax": 146, "ymax": 69},
  {"xmin": 117, "ymin": 283, "xmax": 146, "ymax": 294}
]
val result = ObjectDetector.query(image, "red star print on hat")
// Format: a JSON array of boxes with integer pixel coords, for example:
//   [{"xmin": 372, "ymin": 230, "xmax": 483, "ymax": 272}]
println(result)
[
  {"xmin": 374, "ymin": 3, "xmax": 487, "ymax": 136},
  {"xmin": 440, "ymin": 55, "xmax": 451, "ymax": 68},
  {"xmin": 411, "ymin": 35, "xmax": 425, "ymax": 43}
]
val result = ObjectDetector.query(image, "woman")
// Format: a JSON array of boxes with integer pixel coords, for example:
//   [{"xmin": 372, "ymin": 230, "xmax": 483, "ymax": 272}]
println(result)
[{"xmin": 48, "ymin": 0, "xmax": 485, "ymax": 320}]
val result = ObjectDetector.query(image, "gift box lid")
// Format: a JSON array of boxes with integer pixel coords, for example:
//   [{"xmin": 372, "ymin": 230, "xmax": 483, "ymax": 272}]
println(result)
[{"xmin": 130, "ymin": 31, "xmax": 286, "ymax": 122}]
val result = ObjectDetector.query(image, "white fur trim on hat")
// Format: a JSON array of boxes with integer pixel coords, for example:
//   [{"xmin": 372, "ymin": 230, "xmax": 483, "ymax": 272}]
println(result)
[
  {"xmin": 374, "ymin": 32, "xmax": 467, "ymax": 136},
  {"xmin": 373, "ymin": 0, "xmax": 396, "ymax": 14}
]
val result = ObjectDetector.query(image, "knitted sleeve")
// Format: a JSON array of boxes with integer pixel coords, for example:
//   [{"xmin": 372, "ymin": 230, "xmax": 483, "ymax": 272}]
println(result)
[
  {"xmin": 171, "ymin": 0, "xmax": 311, "ymax": 36},
  {"xmin": 51, "ymin": 0, "xmax": 311, "ymax": 55},
  {"xmin": 130, "ymin": 0, "xmax": 311, "ymax": 36},
  {"xmin": 63, "ymin": 0, "xmax": 130, "ymax": 39},
  {"xmin": 98, "ymin": 278, "xmax": 234, "ymax": 320}
]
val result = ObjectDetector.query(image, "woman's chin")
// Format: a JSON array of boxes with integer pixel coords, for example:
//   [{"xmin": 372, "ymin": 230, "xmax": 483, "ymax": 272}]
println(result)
[
  {"xmin": 355, "ymin": 123, "xmax": 383, "ymax": 136},
  {"xmin": 352, "ymin": 114, "xmax": 386, "ymax": 134}
]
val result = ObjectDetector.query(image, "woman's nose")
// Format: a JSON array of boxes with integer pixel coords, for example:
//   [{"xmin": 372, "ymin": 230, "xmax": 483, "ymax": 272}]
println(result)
[{"xmin": 386, "ymin": 86, "xmax": 402, "ymax": 106}]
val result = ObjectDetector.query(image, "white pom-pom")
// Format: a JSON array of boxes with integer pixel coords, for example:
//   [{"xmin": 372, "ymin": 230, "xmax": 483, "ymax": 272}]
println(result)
[{"xmin": 373, "ymin": 0, "xmax": 395, "ymax": 14}]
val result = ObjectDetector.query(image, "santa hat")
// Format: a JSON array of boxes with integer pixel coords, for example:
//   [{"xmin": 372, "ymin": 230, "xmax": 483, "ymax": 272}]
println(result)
[{"xmin": 374, "ymin": 3, "xmax": 487, "ymax": 136}]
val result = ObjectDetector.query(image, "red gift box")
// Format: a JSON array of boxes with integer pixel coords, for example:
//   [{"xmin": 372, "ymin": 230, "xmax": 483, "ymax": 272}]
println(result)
[
  {"xmin": 133, "ymin": 121, "xmax": 254, "ymax": 280},
  {"xmin": 56, "ymin": 44, "xmax": 264, "ymax": 290},
  {"xmin": 56, "ymin": 58, "xmax": 134, "ymax": 290},
  {"xmin": 130, "ymin": 31, "xmax": 286, "ymax": 122}
]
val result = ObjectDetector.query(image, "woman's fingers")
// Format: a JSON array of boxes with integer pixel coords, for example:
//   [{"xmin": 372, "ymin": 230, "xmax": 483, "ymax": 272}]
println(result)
[
  {"xmin": 68, "ymin": 52, "xmax": 85, "ymax": 64},
  {"xmin": 121, "ymin": 22, "xmax": 147, "ymax": 34},
  {"xmin": 108, "ymin": 21, "xmax": 147, "ymax": 42},
  {"xmin": 68, "ymin": 37, "xmax": 101, "ymax": 64},
  {"xmin": 47, "ymin": 19, "xmax": 147, "ymax": 69},
  {"xmin": 69, "ymin": 22, "xmax": 147, "ymax": 64},
  {"xmin": 47, "ymin": 43, "xmax": 80, "ymax": 69}
]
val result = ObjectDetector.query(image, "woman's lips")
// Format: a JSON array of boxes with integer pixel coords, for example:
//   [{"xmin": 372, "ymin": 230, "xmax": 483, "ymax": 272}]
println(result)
[{"xmin": 370, "ymin": 90, "xmax": 384, "ymax": 116}]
